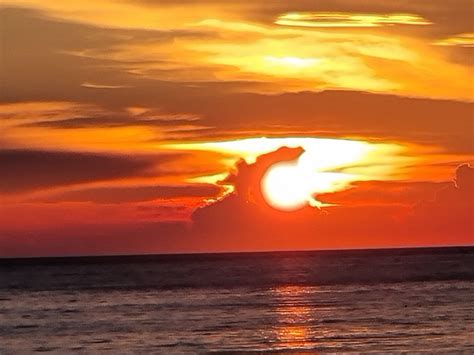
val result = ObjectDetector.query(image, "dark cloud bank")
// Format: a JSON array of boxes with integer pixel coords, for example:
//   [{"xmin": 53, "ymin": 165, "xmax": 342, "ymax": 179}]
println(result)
[{"xmin": 0, "ymin": 149, "xmax": 175, "ymax": 194}]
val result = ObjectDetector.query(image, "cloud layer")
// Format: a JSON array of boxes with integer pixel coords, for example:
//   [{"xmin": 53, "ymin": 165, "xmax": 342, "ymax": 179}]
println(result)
[{"xmin": 0, "ymin": 149, "xmax": 165, "ymax": 193}]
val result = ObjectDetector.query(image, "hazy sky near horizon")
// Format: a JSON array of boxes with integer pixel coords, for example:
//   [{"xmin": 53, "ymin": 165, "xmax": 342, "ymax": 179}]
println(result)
[{"xmin": 0, "ymin": 0, "xmax": 473, "ymax": 256}]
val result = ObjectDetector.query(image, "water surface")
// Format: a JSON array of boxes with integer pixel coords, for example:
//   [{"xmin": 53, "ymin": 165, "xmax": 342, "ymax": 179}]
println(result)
[{"xmin": 1, "ymin": 247, "xmax": 473, "ymax": 352}]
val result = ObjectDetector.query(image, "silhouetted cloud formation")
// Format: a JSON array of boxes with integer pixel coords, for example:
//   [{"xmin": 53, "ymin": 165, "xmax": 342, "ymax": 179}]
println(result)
[
  {"xmin": 411, "ymin": 164, "xmax": 473, "ymax": 236},
  {"xmin": 190, "ymin": 151, "xmax": 473, "ymax": 250}
]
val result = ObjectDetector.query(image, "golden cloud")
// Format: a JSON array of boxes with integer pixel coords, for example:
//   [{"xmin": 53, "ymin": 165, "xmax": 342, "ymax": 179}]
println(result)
[
  {"xmin": 275, "ymin": 12, "xmax": 432, "ymax": 28},
  {"xmin": 2, "ymin": 4, "xmax": 472, "ymax": 100},
  {"xmin": 434, "ymin": 33, "xmax": 474, "ymax": 47}
]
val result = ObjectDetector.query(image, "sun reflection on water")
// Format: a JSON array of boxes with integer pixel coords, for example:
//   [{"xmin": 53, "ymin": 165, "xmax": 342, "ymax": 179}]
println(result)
[{"xmin": 269, "ymin": 285, "xmax": 315, "ymax": 349}]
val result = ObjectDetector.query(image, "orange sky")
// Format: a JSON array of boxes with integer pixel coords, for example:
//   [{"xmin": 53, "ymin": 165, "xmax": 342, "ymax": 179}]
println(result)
[{"xmin": 0, "ymin": 0, "xmax": 472, "ymax": 256}]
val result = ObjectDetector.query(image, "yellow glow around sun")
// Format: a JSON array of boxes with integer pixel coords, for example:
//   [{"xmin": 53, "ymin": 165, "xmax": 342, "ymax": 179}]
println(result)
[
  {"xmin": 162, "ymin": 137, "xmax": 409, "ymax": 210},
  {"xmin": 263, "ymin": 56, "xmax": 322, "ymax": 75},
  {"xmin": 164, "ymin": 137, "xmax": 373, "ymax": 164}
]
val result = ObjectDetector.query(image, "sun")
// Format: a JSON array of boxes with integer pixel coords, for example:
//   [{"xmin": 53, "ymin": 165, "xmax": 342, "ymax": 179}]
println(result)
[
  {"xmin": 261, "ymin": 159, "xmax": 353, "ymax": 211},
  {"xmin": 261, "ymin": 162, "xmax": 310, "ymax": 210}
]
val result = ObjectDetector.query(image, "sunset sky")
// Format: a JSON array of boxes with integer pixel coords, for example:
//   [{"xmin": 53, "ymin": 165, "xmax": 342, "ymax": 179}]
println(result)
[{"xmin": 0, "ymin": 0, "xmax": 473, "ymax": 256}]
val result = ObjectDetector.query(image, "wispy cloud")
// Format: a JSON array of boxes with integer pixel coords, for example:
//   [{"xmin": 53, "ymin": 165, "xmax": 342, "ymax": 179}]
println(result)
[
  {"xmin": 81, "ymin": 82, "xmax": 133, "ymax": 89},
  {"xmin": 275, "ymin": 12, "xmax": 432, "ymax": 28},
  {"xmin": 1, "ymin": 6, "xmax": 471, "ymax": 101},
  {"xmin": 434, "ymin": 33, "xmax": 474, "ymax": 47}
]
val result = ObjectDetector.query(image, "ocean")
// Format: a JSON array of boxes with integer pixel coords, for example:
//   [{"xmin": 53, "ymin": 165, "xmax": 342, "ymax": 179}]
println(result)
[{"xmin": 0, "ymin": 247, "xmax": 473, "ymax": 352}]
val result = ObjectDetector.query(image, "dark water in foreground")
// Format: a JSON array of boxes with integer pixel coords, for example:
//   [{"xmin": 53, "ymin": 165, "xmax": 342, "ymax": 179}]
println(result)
[{"xmin": 0, "ymin": 247, "xmax": 473, "ymax": 352}]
